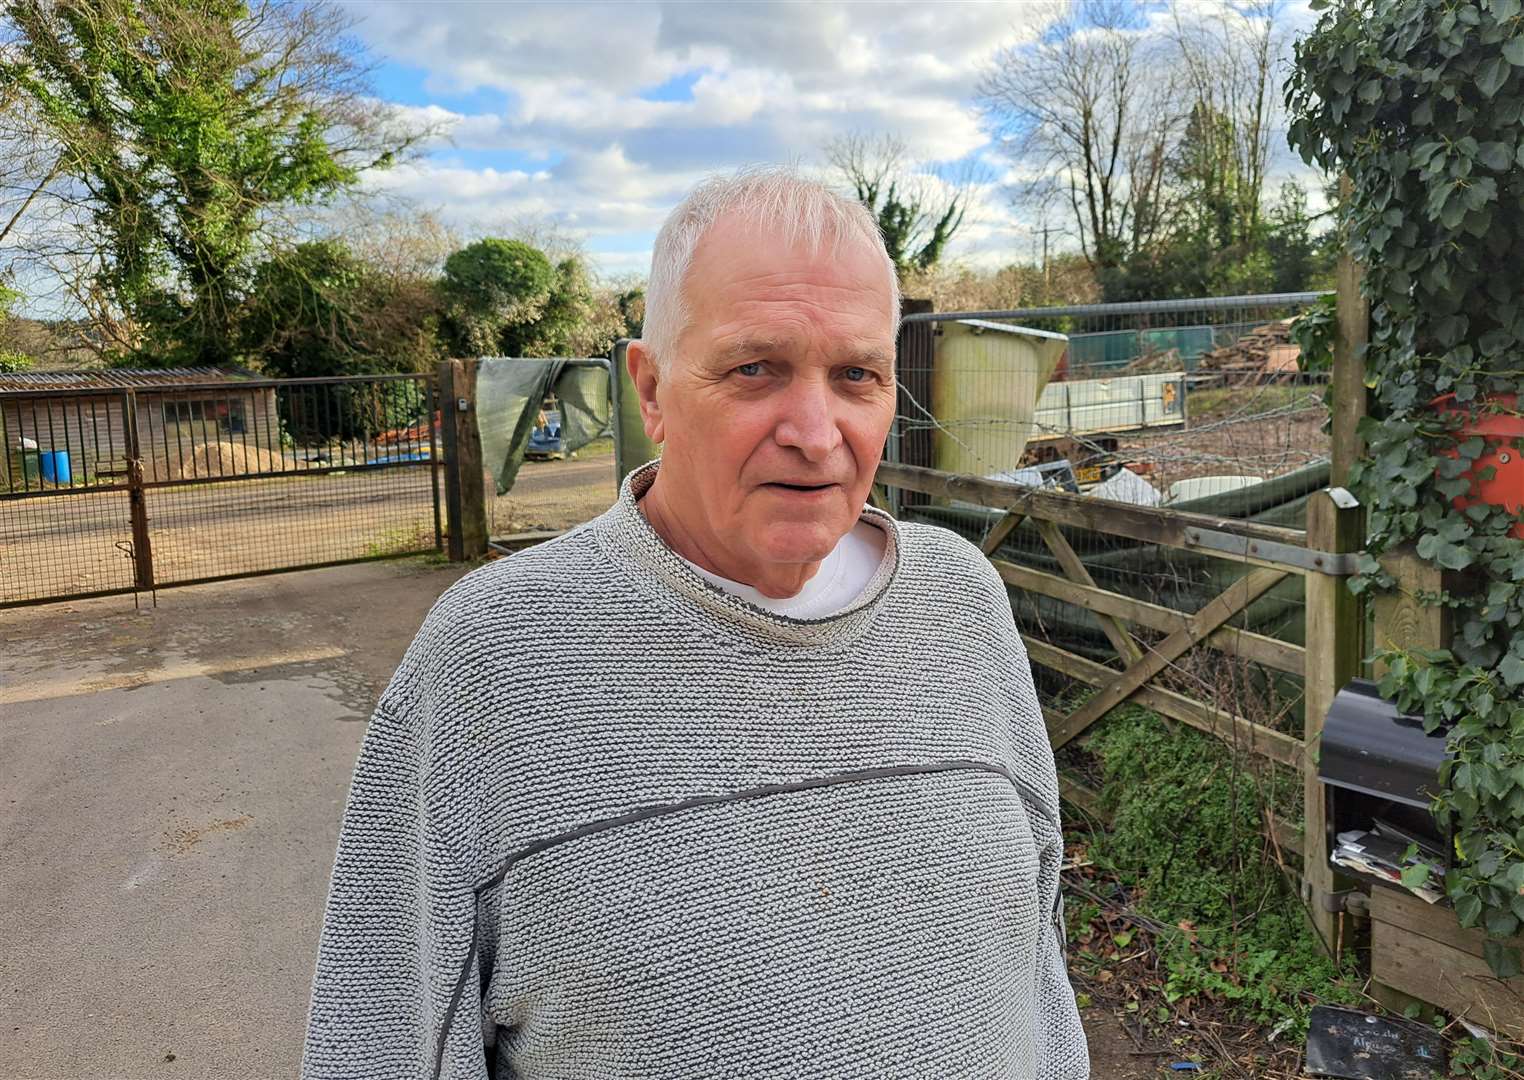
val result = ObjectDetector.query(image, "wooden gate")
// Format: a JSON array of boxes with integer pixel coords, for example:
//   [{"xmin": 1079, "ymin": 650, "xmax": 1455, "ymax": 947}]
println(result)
[{"xmin": 875, "ymin": 460, "xmax": 1364, "ymax": 947}]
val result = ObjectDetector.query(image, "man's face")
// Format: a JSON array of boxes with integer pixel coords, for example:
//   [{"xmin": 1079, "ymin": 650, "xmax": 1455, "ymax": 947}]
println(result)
[{"xmin": 630, "ymin": 215, "xmax": 898, "ymax": 572}]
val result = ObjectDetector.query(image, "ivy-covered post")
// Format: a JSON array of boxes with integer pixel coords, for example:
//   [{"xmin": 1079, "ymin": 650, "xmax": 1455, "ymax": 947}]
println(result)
[
  {"xmin": 1304, "ymin": 487, "xmax": 1365, "ymax": 953},
  {"xmin": 1331, "ymin": 175, "xmax": 1369, "ymax": 490},
  {"xmin": 1289, "ymin": 0, "xmax": 1524, "ymax": 986}
]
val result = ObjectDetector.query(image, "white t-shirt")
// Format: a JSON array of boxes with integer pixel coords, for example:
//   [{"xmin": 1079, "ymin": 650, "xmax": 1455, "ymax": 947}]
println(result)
[{"xmin": 680, "ymin": 519, "xmax": 888, "ymax": 619}]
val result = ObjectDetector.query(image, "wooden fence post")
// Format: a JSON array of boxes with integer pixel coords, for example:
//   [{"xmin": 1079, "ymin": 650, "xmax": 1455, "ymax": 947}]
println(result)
[
  {"xmin": 1371, "ymin": 549, "xmax": 1450, "ymax": 672},
  {"xmin": 1303, "ymin": 487, "xmax": 1364, "ymax": 952},
  {"xmin": 437, "ymin": 358, "xmax": 487, "ymax": 561}
]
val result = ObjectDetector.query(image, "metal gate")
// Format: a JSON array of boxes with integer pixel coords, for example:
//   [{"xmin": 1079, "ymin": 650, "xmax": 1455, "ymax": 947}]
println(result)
[{"xmin": 1, "ymin": 372, "xmax": 442, "ymax": 608}]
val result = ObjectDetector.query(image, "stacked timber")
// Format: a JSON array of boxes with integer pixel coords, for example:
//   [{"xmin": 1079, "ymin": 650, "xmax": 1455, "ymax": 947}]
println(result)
[
  {"xmin": 1120, "ymin": 347, "xmax": 1184, "ymax": 374},
  {"xmin": 1196, "ymin": 320, "xmax": 1301, "ymax": 383}
]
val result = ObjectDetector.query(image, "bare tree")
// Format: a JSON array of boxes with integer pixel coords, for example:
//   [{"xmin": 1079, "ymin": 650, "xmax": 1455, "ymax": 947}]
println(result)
[
  {"xmin": 1164, "ymin": 0, "xmax": 1286, "ymax": 246},
  {"xmin": 978, "ymin": 0, "xmax": 1179, "ymax": 271},
  {"xmin": 824, "ymin": 132, "xmax": 972, "ymax": 280}
]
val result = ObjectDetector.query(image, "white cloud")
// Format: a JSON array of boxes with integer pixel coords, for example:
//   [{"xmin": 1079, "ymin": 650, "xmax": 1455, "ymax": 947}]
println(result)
[
  {"xmin": 342, "ymin": 0, "xmax": 1058, "ymax": 276},
  {"xmin": 346, "ymin": 1, "xmax": 1327, "ymax": 281}
]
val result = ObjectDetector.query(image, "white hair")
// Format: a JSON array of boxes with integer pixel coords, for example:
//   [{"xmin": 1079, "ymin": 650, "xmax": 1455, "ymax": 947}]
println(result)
[{"xmin": 640, "ymin": 165, "xmax": 901, "ymax": 371}]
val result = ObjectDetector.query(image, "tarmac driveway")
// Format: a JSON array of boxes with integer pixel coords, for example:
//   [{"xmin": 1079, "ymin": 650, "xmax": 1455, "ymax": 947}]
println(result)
[{"xmin": 1, "ymin": 558, "xmax": 469, "ymax": 1080}]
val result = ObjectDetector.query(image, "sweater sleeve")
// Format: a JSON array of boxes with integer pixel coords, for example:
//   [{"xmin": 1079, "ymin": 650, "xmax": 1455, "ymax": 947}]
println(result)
[{"xmin": 301, "ymin": 696, "xmax": 486, "ymax": 1080}]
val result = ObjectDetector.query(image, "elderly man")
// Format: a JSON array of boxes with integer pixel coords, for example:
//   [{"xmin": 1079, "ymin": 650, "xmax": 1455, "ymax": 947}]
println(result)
[{"xmin": 302, "ymin": 168, "xmax": 1088, "ymax": 1079}]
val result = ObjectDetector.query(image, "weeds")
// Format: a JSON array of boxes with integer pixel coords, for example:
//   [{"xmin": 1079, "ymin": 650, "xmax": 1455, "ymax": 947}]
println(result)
[{"xmin": 1071, "ymin": 705, "xmax": 1361, "ymax": 1043}]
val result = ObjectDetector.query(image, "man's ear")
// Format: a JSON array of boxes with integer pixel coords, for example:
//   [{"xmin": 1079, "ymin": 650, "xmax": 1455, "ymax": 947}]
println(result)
[{"xmin": 626, "ymin": 340, "xmax": 666, "ymax": 444}]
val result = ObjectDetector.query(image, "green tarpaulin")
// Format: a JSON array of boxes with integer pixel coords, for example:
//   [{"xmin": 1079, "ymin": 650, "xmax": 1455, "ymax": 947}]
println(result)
[{"xmin": 476, "ymin": 358, "xmax": 612, "ymax": 496}]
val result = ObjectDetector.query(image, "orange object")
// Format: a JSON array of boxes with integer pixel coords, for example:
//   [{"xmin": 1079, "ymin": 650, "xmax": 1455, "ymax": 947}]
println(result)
[{"xmin": 1436, "ymin": 393, "xmax": 1524, "ymax": 538}]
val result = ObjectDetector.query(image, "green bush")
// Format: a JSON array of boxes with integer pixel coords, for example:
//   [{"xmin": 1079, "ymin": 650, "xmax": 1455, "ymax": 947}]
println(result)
[{"xmin": 440, "ymin": 238, "xmax": 555, "ymax": 356}]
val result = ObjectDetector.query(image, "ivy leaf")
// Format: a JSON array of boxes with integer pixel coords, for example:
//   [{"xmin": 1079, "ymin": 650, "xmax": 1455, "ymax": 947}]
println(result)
[
  {"xmin": 1502, "ymin": 653, "xmax": 1524, "ymax": 687},
  {"xmin": 1416, "ymin": 532, "xmax": 1476, "ymax": 569},
  {"xmin": 1487, "ymin": 908, "xmax": 1521, "ymax": 938},
  {"xmin": 1479, "ymin": 141, "xmax": 1514, "ymax": 171},
  {"xmin": 1402, "ymin": 862, "xmax": 1432, "ymax": 888},
  {"xmin": 1506, "ymin": 34, "xmax": 1524, "ymax": 66},
  {"xmin": 1477, "ymin": 56, "xmax": 1511, "ymax": 98},
  {"xmin": 1484, "ymin": 940, "xmax": 1523, "ymax": 979},
  {"xmin": 1457, "ymin": 891, "xmax": 1485, "ymax": 926}
]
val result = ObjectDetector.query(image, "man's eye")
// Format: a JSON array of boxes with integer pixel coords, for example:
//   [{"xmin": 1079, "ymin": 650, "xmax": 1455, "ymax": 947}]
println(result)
[
  {"xmin": 735, "ymin": 362, "xmax": 763, "ymax": 377},
  {"xmin": 844, "ymin": 366, "xmax": 869, "ymax": 382}
]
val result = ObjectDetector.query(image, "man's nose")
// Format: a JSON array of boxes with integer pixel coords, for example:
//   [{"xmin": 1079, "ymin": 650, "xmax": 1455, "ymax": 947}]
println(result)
[{"xmin": 773, "ymin": 376, "xmax": 843, "ymax": 463}]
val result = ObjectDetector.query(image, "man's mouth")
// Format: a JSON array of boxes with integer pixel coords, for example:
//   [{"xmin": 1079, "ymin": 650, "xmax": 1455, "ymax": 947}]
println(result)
[{"xmin": 764, "ymin": 481, "xmax": 838, "ymax": 492}]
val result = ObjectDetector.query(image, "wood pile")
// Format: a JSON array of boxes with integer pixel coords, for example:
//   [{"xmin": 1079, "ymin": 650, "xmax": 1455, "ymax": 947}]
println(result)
[
  {"xmin": 1120, "ymin": 347, "xmax": 1184, "ymax": 375},
  {"xmin": 1196, "ymin": 320, "xmax": 1301, "ymax": 382}
]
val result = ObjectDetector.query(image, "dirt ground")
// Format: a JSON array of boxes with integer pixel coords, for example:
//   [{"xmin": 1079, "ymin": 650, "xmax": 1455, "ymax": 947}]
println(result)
[
  {"xmin": 2, "ymin": 552, "xmax": 1159, "ymax": 1079},
  {"xmin": 487, "ymin": 452, "xmax": 617, "ymax": 535},
  {"xmin": 1119, "ymin": 384, "xmax": 1329, "ymax": 494},
  {"xmin": 0, "ymin": 454, "xmax": 617, "ymax": 607}
]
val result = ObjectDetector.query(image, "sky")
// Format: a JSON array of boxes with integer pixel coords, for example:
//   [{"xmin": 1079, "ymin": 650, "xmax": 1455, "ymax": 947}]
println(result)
[{"xmin": 341, "ymin": 0, "xmax": 1324, "ymax": 283}]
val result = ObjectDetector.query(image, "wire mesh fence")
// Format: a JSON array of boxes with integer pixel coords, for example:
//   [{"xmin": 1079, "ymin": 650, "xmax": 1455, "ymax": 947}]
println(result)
[
  {"xmin": 1, "ymin": 373, "xmax": 442, "ymax": 606},
  {"xmin": 883, "ymin": 293, "xmax": 1329, "ymax": 772},
  {"xmin": 891, "ymin": 292, "xmax": 1331, "ymax": 508}
]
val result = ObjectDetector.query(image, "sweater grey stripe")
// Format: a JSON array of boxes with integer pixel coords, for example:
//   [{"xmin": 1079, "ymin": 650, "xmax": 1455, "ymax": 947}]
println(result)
[{"xmin": 302, "ymin": 460, "xmax": 1090, "ymax": 1079}]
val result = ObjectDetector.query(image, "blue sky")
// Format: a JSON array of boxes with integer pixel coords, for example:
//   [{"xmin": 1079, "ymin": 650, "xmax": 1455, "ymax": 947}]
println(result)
[{"xmin": 342, "ymin": 1, "xmax": 1319, "ymax": 280}]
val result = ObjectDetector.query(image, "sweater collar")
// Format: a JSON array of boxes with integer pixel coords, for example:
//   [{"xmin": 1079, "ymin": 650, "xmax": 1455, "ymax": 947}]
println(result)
[{"xmin": 591, "ymin": 459, "xmax": 900, "ymax": 647}]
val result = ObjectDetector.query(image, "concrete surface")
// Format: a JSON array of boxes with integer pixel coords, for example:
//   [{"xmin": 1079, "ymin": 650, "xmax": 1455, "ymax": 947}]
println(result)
[{"xmin": 1, "ymin": 558, "xmax": 468, "ymax": 1080}]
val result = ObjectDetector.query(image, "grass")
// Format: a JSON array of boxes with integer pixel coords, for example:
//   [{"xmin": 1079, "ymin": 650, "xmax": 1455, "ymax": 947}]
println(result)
[
  {"xmin": 1186, "ymin": 384, "xmax": 1326, "ymax": 422},
  {"xmin": 1182, "ymin": 383, "xmax": 1328, "ymax": 420}
]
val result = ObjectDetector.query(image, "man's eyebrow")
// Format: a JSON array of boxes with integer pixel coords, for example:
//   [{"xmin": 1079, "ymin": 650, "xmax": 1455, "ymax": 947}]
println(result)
[
  {"xmin": 843, "ymin": 344, "xmax": 895, "ymax": 367},
  {"xmin": 710, "ymin": 337, "xmax": 791, "ymax": 364},
  {"xmin": 707, "ymin": 338, "xmax": 894, "ymax": 367}
]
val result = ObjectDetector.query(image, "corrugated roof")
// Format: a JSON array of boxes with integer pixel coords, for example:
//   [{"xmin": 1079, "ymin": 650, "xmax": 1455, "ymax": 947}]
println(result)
[{"xmin": 0, "ymin": 366, "xmax": 259, "ymax": 392}]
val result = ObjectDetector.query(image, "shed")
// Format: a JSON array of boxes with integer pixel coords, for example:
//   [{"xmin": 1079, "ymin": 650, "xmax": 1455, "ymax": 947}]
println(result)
[{"xmin": 0, "ymin": 367, "xmax": 278, "ymax": 489}]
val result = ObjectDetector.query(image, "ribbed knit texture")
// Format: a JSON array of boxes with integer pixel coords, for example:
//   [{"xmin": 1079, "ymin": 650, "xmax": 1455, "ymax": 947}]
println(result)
[{"xmin": 302, "ymin": 460, "xmax": 1089, "ymax": 1080}]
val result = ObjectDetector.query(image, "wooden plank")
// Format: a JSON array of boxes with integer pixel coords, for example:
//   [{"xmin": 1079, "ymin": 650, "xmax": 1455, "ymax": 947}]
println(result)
[
  {"xmin": 1058, "ymin": 773, "xmax": 1106, "ymax": 820},
  {"xmin": 876, "ymin": 460, "xmax": 1315, "ymax": 574},
  {"xmin": 1266, "ymin": 810, "xmax": 1304, "ymax": 859},
  {"xmin": 1371, "ymin": 886, "xmax": 1524, "ymax": 960},
  {"xmin": 488, "ymin": 530, "xmax": 563, "ymax": 553},
  {"xmin": 1303, "ymin": 487, "xmax": 1365, "ymax": 955},
  {"xmin": 1046, "ymin": 567, "xmax": 1290, "ymax": 750},
  {"xmin": 978, "ymin": 509, "xmax": 1025, "ymax": 556},
  {"xmin": 1372, "ymin": 912, "xmax": 1524, "ymax": 1037},
  {"xmin": 1035, "ymin": 518, "xmax": 1143, "ymax": 667},
  {"xmin": 1332, "ymin": 177, "xmax": 1369, "ymax": 490},
  {"xmin": 1024, "ymin": 636, "xmax": 1305, "ymax": 769},
  {"xmin": 992, "ymin": 557, "xmax": 1304, "ymax": 675}
]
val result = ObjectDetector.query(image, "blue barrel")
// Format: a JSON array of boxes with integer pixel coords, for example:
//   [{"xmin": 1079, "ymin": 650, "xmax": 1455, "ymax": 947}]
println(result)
[{"xmin": 40, "ymin": 450, "xmax": 72, "ymax": 484}]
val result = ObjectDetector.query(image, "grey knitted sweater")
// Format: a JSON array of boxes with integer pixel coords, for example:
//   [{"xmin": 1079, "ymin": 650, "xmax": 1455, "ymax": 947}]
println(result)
[{"xmin": 302, "ymin": 461, "xmax": 1089, "ymax": 1080}]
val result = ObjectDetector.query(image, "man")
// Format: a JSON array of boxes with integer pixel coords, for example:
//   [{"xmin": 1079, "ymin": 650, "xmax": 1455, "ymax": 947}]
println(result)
[{"xmin": 302, "ymin": 167, "xmax": 1088, "ymax": 1079}]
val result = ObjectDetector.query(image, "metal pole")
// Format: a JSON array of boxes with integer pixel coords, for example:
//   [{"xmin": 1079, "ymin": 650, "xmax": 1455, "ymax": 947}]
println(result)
[{"xmin": 123, "ymin": 389, "xmax": 155, "ymax": 592}]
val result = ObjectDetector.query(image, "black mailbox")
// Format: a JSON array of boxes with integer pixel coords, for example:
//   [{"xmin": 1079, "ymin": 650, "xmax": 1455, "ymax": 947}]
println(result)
[{"xmin": 1319, "ymin": 678, "xmax": 1452, "ymax": 892}]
